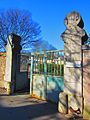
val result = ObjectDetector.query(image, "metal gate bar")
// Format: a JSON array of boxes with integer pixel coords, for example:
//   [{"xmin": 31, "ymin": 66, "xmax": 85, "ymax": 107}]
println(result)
[{"xmin": 30, "ymin": 50, "xmax": 64, "ymax": 102}]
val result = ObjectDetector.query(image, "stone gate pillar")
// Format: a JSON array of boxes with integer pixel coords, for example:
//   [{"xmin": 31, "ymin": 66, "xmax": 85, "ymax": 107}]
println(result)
[
  {"xmin": 58, "ymin": 11, "xmax": 88, "ymax": 115},
  {"xmin": 4, "ymin": 33, "xmax": 21, "ymax": 94}
]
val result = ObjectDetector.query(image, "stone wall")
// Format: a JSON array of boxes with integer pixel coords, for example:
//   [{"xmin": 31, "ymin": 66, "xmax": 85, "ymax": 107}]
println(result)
[
  {"xmin": 0, "ymin": 52, "xmax": 7, "ymax": 93},
  {"xmin": 83, "ymin": 49, "xmax": 90, "ymax": 119},
  {"xmin": 0, "ymin": 52, "xmax": 6, "ymax": 81}
]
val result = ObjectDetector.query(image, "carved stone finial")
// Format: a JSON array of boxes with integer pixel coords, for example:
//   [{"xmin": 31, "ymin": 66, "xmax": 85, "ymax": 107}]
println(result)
[
  {"xmin": 64, "ymin": 11, "xmax": 84, "ymax": 30},
  {"xmin": 62, "ymin": 11, "xmax": 88, "ymax": 44}
]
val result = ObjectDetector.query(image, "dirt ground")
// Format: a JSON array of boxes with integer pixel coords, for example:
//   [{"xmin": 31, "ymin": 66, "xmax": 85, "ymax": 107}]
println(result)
[{"xmin": 0, "ymin": 94, "xmax": 67, "ymax": 120}]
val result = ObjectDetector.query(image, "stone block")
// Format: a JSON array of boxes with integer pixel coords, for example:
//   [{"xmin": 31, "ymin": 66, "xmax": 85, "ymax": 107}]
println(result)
[
  {"xmin": 83, "ymin": 50, "xmax": 90, "ymax": 120},
  {"xmin": 64, "ymin": 67, "xmax": 82, "ymax": 83},
  {"xmin": 0, "ymin": 53, "xmax": 6, "ymax": 81},
  {"xmin": 0, "ymin": 81, "xmax": 11, "ymax": 94},
  {"xmin": 58, "ymin": 92, "xmax": 68, "ymax": 114},
  {"xmin": 0, "ymin": 81, "xmax": 5, "ymax": 88},
  {"xmin": 64, "ymin": 82, "xmax": 82, "ymax": 96},
  {"xmin": 68, "ymin": 94, "xmax": 82, "ymax": 112},
  {"xmin": 58, "ymin": 92, "xmax": 83, "ymax": 114},
  {"xmin": 65, "ymin": 39, "xmax": 81, "ymax": 53},
  {"xmin": 83, "ymin": 104, "xmax": 90, "ymax": 120}
]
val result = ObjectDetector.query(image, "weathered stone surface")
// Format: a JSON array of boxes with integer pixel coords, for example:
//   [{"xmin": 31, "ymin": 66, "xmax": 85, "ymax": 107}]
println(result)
[
  {"xmin": 64, "ymin": 67, "xmax": 81, "ymax": 82},
  {"xmin": 64, "ymin": 82, "xmax": 82, "ymax": 96},
  {"xmin": 0, "ymin": 34, "xmax": 22, "ymax": 94},
  {"xmin": 58, "ymin": 92, "xmax": 68, "ymax": 114},
  {"xmin": 64, "ymin": 11, "xmax": 83, "ymax": 30},
  {"xmin": 0, "ymin": 81, "xmax": 10, "ymax": 94},
  {"xmin": 4, "ymin": 36, "xmax": 12, "ymax": 82},
  {"xmin": 58, "ymin": 92, "xmax": 82, "ymax": 114},
  {"xmin": 0, "ymin": 53, "xmax": 7, "ymax": 94},
  {"xmin": 59, "ymin": 11, "xmax": 88, "ymax": 116},
  {"xmin": 83, "ymin": 49, "xmax": 90, "ymax": 119},
  {"xmin": 68, "ymin": 94, "xmax": 82, "ymax": 111},
  {"xmin": 63, "ymin": 18, "xmax": 83, "ymax": 106},
  {"xmin": 4, "ymin": 34, "xmax": 21, "ymax": 94},
  {"xmin": 0, "ymin": 53, "xmax": 6, "ymax": 81},
  {"xmin": 64, "ymin": 67, "xmax": 82, "ymax": 96}
]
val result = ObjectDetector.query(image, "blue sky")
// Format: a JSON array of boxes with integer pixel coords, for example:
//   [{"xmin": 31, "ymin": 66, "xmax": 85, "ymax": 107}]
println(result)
[{"xmin": 0, "ymin": 0, "xmax": 90, "ymax": 50}]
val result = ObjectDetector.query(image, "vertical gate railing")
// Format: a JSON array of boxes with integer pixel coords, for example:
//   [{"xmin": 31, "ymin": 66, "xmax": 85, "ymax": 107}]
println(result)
[
  {"xmin": 30, "ymin": 50, "xmax": 64, "ymax": 76},
  {"xmin": 30, "ymin": 50, "xmax": 64, "ymax": 102}
]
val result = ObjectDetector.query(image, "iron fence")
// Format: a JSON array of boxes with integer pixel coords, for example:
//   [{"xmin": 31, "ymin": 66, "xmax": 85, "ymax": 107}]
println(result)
[{"xmin": 32, "ymin": 50, "xmax": 64, "ymax": 76}]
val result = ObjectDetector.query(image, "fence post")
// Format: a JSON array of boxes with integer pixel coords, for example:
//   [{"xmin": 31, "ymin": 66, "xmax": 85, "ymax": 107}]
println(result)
[
  {"xmin": 30, "ymin": 53, "xmax": 34, "ymax": 96},
  {"xmin": 43, "ymin": 52, "xmax": 47, "ymax": 98}
]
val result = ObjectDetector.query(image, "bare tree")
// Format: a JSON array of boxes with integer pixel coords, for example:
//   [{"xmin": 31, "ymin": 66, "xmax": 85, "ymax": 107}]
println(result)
[{"xmin": 0, "ymin": 9, "xmax": 41, "ymax": 49}]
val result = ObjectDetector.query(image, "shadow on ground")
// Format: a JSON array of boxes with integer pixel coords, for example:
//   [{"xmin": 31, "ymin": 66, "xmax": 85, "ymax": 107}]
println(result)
[{"xmin": 0, "ymin": 95, "xmax": 66, "ymax": 120}]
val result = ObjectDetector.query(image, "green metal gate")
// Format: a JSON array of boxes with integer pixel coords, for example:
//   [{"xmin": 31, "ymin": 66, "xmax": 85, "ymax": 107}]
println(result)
[{"xmin": 30, "ymin": 50, "xmax": 64, "ymax": 103}]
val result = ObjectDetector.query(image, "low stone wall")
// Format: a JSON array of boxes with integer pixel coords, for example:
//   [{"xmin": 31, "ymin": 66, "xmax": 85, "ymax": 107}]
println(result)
[
  {"xmin": 0, "ymin": 52, "xmax": 6, "ymax": 81},
  {"xmin": 0, "ymin": 52, "xmax": 7, "ymax": 94}
]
